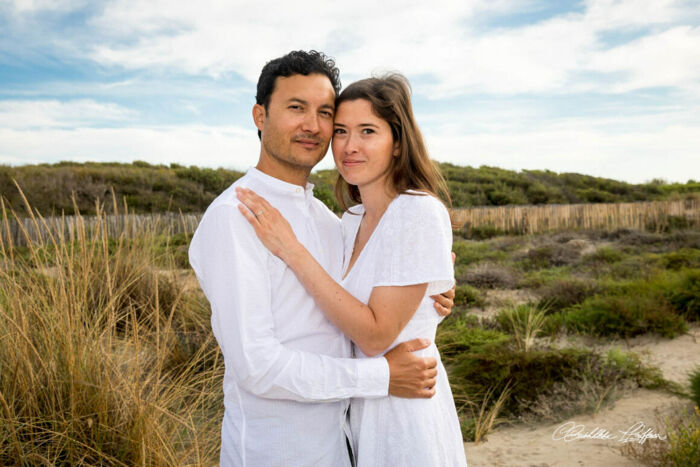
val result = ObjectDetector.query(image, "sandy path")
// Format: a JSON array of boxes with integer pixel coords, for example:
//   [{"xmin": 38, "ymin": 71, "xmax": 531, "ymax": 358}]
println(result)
[{"xmin": 463, "ymin": 325, "xmax": 700, "ymax": 466}]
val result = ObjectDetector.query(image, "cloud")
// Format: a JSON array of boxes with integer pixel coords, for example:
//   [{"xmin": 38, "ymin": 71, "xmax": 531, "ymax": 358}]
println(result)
[
  {"xmin": 0, "ymin": 124, "xmax": 261, "ymax": 169},
  {"xmin": 0, "ymin": 99, "xmax": 137, "ymax": 129},
  {"xmin": 587, "ymin": 26, "xmax": 700, "ymax": 92},
  {"xmin": 73, "ymin": 0, "xmax": 700, "ymax": 98},
  {"xmin": 421, "ymin": 119, "xmax": 700, "ymax": 184}
]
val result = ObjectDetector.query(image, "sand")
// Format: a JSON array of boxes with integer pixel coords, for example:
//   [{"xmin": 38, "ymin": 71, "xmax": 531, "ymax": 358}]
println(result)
[{"xmin": 463, "ymin": 324, "xmax": 700, "ymax": 466}]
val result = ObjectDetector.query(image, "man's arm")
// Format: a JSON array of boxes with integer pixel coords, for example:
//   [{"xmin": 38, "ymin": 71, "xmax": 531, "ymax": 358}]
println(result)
[{"xmin": 189, "ymin": 203, "xmax": 436, "ymax": 402}]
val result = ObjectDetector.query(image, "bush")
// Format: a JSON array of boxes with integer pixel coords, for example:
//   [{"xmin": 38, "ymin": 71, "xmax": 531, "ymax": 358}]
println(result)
[
  {"xmin": 563, "ymin": 293, "xmax": 687, "ymax": 338},
  {"xmin": 582, "ymin": 246, "xmax": 625, "ymax": 264},
  {"xmin": 460, "ymin": 262, "xmax": 520, "ymax": 289},
  {"xmin": 664, "ymin": 406, "xmax": 700, "ymax": 467},
  {"xmin": 466, "ymin": 224, "xmax": 507, "ymax": 240},
  {"xmin": 690, "ymin": 367, "xmax": 700, "ymax": 408},
  {"xmin": 454, "ymin": 284, "xmax": 486, "ymax": 308},
  {"xmin": 452, "ymin": 240, "xmax": 507, "ymax": 267},
  {"xmin": 519, "ymin": 242, "xmax": 582, "ymax": 269},
  {"xmin": 661, "ymin": 248, "xmax": 700, "ymax": 270},
  {"xmin": 666, "ymin": 269, "xmax": 700, "ymax": 321},
  {"xmin": 537, "ymin": 278, "xmax": 599, "ymax": 313}
]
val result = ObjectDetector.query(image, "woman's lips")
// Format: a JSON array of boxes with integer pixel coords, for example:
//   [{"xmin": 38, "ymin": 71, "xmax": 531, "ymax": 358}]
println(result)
[{"xmin": 342, "ymin": 159, "xmax": 364, "ymax": 168}]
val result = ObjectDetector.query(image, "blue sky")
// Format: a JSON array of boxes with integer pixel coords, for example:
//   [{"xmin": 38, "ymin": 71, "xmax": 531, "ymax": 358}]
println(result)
[{"xmin": 1, "ymin": 0, "xmax": 699, "ymax": 183}]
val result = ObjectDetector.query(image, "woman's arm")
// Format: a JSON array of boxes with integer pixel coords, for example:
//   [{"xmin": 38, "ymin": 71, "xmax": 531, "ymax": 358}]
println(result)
[{"xmin": 236, "ymin": 187, "xmax": 428, "ymax": 356}]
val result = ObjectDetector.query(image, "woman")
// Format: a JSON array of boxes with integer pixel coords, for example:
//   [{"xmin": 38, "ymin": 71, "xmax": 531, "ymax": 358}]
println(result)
[{"xmin": 236, "ymin": 74, "xmax": 467, "ymax": 466}]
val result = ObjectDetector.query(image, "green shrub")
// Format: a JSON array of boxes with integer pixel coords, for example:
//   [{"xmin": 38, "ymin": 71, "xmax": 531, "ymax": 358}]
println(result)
[
  {"xmin": 467, "ymin": 224, "xmax": 507, "ymax": 240},
  {"xmin": 459, "ymin": 262, "xmax": 520, "ymax": 289},
  {"xmin": 690, "ymin": 367, "xmax": 700, "ymax": 408},
  {"xmin": 519, "ymin": 266, "xmax": 572, "ymax": 288},
  {"xmin": 664, "ymin": 406, "xmax": 700, "ymax": 467},
  {"xmin": 452, "ymin": 240, "xmax": 507, "ymax": 267},
  {"xmin": 563, "ymin": 293, "xmax": 687, "ymax": 338},
  {"xmin": 519, "ymin": 243, "xmax": 582, "ymax": 270},
  {"xmin": 454, "ymin": 284, "xmax": 486, "ymax": 308},
  {"xmin": 537, "ymin": 278, "xmax": 599, "ymax": 313},
  {"xmin": 661, "ymin": 249, "xmax": 700, "ymax": 270},
  {"xmin": 583, "ymin": 246, "xmax": 625, "ymax": 264},
  {"xmin": 666, "ymin": 269, "xmax": 700, "ymax": 321}
]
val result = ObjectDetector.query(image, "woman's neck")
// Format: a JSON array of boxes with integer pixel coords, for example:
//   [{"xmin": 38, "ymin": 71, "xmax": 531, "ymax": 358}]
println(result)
[{"xmin": 358, "ymin": 179, "xmax": 395, "ymax": 223}]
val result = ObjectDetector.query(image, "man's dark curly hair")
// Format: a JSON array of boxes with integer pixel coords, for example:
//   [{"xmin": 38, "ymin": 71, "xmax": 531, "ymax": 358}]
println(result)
[{"xmin": 255, "ymin": 50, "xmax": 341, "ymax": 139}]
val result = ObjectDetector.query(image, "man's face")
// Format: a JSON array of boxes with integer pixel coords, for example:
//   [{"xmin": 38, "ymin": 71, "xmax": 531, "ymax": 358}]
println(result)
[{"xmin": 254, "ymin": 73, "xmax": 336, "ymax": 171}]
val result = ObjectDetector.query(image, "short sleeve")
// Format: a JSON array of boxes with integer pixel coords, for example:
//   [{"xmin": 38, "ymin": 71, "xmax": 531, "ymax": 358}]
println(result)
[{"xmin": 373, "ymin": 194, "xmax": 454, "ymax": 296}]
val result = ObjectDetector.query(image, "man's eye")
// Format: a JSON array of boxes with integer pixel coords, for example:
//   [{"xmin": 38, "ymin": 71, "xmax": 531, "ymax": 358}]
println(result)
[
  {"xmin": 289, "ymin": 105, "xmax": 302, "ymax": 110},
  {"xmin": 320, "ymin": 111, "xmax": 333, "ymax": 118}
]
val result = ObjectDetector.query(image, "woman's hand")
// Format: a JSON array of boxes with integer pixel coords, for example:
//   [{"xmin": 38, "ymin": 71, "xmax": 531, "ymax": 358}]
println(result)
[{"xmin": 235, "ymin": 187, "xmax": 303, "ymax": 263}]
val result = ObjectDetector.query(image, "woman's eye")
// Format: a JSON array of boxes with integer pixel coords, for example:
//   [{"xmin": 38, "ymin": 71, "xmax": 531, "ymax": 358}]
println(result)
[
  {"xmin": 333, "ymin": 128, "xmax": 346, "ymax": 135},
  {"xmin": 289, "ymin": 105, "xmax": 302, "ymax": 110},
  {"xmin": 362, "ymin": 128, "xmax": 375, "ymax": 134}
]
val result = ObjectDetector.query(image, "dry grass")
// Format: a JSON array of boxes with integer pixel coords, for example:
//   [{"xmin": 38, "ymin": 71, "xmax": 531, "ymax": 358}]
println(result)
[
  {"xmin": 0, "ymin": 191, "xmax": 222, "ymax": 464},
  {"xmin": 470, "ymin": 383, "xmax": 512, "ymax": 444},
  {"xmin": 496, "ymin": 305, "xmax": 548, "ymax": 353}
]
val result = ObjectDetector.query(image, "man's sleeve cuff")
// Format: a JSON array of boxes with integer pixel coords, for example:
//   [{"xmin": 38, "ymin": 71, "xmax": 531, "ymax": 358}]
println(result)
[{"xmin": 355, "ymin": 357, "xmax": 390, "ymax": 398}]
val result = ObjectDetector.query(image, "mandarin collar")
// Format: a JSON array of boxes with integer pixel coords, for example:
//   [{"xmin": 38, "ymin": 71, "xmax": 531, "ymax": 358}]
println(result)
[{"xmin": 246, "ymin": 167, "xmax": 315, "ymax": 197}]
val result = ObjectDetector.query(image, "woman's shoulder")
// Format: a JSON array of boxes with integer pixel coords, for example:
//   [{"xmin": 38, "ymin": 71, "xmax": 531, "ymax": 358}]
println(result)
[
  {"xmin": 393, "ymin": 191, "xmax": 449, "ymax": 218},
  {"xmin": 340, "ymin": 203, "xmax": 364, "ymax": 226}
]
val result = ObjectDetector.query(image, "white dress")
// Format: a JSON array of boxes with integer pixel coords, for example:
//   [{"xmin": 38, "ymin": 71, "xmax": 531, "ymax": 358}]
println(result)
[{"xmin": 342, "ymin": 192, "xmax": 468, "ymax": 467}]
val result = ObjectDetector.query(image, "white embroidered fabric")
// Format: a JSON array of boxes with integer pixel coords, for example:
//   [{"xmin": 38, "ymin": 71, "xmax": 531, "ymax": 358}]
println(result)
[{"xmin": 341, "ymin": 192, "xmax": 468, "ymax": 466}]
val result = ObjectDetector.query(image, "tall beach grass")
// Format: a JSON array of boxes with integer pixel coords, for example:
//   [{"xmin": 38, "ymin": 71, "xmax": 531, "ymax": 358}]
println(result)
[{"xmin": 0, "ymin": 191, "xmax": 223, "ymax": 464}]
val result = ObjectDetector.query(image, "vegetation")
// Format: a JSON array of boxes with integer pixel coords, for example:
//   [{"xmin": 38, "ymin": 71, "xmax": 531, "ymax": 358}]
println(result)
[
  {"xmin": 1, "ymin": 169, "xmax": 698, "ymax": 460},
  {"xmin": 0, "ymin": 196, "xmax": 222, "ymax": 464},
  {"xmin": 2, "ymin": 161, "xmax": 698, "ymax": 217}
]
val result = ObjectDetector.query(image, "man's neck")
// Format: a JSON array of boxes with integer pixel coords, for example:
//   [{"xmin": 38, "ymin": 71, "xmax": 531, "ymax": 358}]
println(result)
[{"xmin": 256, "ymin": 156, "xmax": 310, "ymax": 187}]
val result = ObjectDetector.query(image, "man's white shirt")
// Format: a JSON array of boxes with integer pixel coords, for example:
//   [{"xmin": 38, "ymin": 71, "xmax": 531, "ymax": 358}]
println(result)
[{"xmin": 188, "ymin": 167, "xmax": 390, "ymax": 467}]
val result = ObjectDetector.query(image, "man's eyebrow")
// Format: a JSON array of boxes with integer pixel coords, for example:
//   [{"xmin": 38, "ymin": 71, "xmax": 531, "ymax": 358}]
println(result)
[{"xmin": 287, "ymin": 98, "xmax": 335, "ymax": 111}]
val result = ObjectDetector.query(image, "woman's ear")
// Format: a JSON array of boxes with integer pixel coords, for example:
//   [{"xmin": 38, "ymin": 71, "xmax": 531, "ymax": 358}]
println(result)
[{"xmin": 392, "ymin": 141, "xmax": 400, "ymax": 157}]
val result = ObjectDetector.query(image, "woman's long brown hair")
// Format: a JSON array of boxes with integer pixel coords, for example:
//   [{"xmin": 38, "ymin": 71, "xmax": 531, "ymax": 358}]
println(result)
[{"xmin": 333, "ymin": 73, "xmax": 452, "ymax": 212}]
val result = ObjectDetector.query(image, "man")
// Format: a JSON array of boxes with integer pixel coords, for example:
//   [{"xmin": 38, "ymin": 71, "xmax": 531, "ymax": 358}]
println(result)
[{"xmin": 188, "ymin": 50, "xmax": 454, "ymax": 466}]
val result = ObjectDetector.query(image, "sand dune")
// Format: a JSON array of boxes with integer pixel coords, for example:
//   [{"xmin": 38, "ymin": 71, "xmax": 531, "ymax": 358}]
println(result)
[{"xmin": 464, "ymin": 325, "xmax": 700, "ymax": 466}]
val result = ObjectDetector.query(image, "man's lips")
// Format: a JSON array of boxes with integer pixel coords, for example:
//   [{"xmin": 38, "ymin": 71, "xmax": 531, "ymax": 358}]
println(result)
[{"xmin": 294, "ymin": 138, "xmax": 321, "ymax": 149}]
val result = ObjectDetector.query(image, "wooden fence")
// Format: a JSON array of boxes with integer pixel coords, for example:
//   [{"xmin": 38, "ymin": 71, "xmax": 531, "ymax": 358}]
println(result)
[
  {"xmin": 452, "ymin": 198, "xmax": 699, "ymax": 236},
  {"xmin": 1, "ymin": 213, "xmax": 203, "ymax": 248},
  {"xmin": 2, "ymin": 198, "xmax": 698, "ymax": 247}
]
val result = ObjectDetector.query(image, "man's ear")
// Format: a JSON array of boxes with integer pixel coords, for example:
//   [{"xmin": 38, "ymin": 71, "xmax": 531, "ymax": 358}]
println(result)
[{"xmin": 252, "ymin": 104, "xmax": 266, "ymax": 132}]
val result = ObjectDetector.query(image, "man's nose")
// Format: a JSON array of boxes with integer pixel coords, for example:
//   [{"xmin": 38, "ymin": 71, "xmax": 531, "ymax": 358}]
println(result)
[{"xmin": 301, "ymin": 112, "xmax": 320, "ymax": 134}]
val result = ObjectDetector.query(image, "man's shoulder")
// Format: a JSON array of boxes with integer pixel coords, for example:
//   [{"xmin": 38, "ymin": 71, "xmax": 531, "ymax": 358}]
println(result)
[{"xmin": 309, "ymin": 195, "xmax": 341, "ymax": 225}]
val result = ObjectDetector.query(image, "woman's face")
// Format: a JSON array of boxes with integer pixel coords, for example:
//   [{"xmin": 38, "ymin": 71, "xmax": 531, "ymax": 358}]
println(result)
[{"xmin": 332, "ymin": 99, "xmax": 398, "ymax": 191}]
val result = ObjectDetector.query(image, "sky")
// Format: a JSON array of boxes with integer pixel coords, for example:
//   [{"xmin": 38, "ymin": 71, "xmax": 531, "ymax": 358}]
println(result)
[{"xmin": 1, "ymin": 0, "xmax": 699, "ymax": 184}]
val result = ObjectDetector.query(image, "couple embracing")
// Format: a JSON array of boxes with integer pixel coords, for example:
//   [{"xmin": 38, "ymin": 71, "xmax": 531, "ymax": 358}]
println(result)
[{"xmin": 189, "ymin": 50, "xmax": 468, "ymax": 466}]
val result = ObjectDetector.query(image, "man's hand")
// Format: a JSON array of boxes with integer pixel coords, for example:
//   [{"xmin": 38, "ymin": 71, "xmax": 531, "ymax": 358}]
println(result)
[
  {"xmin": 431, "ymin": 252, "xmax": 457, "ymax": 317},
  {"xmin": 384, "ymin": 338, "xmax": 437, "ymax": 398},
  {"xmin": 431, "ymin": 285, "xmax": 455, "ymax": 317}
]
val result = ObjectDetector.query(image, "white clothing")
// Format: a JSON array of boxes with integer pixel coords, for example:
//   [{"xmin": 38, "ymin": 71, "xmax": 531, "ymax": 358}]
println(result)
[
  {"xmin": 342, "ymin": 192, "xmax": 468, "ymax": 466},
  {"xmin": 188, "ymin": 167, "xmax": 390, "ymax": 467}
]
